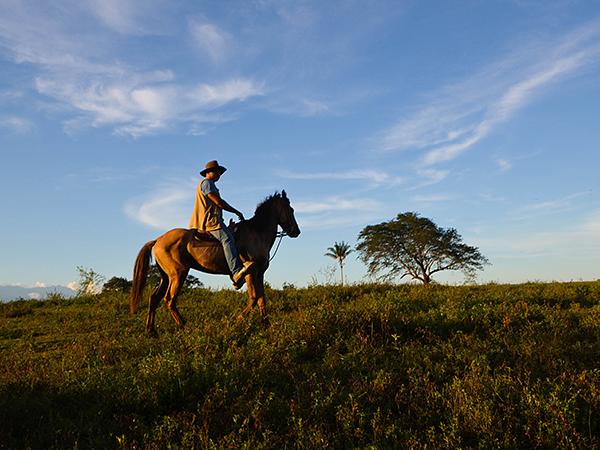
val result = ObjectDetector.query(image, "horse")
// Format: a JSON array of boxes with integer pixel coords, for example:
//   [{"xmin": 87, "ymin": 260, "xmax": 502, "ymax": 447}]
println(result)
[{"xmin": 130, "ymin": 190, "xmax": 301, "ymax": 336}]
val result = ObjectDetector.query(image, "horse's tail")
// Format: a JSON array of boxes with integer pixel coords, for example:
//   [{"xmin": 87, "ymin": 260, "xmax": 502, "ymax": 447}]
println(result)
[{"xmin": 130, "ymin": 240, "xmax": 157, "ymax": 314}]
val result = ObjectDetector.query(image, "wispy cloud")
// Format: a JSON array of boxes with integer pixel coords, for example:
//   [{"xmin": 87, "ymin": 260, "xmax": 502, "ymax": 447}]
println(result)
[
  {"xmin": 124, "ymin": 182, "xmax": 194, "ymax": 230},
  {"xmin": 85, "ymin": 0, "xmax": 172, "ymax": 35},
  {"xmin": 277, "ymin": 169, "xmax": 403, "ymax": 188},
  {"xmin": 189, "ymin": 17, "xmax": 232, "ymax": 64},
  {"xmin": 408, "ymin": 169, "xmax": 450, "ymax": 190},
  {"xmin": 495, "ymin": 158, "xmax": 512, "ymax": 172},
  {"xmin": 0, "ymin": 115, "xmax": 34, "ymax": 133},
  {"xmin": 294, "ymin": 196, "xmax": 379, "ymax": 214},
  {"xmin": 377, "ymin": 18, "xmax": 600, "ymax": 166},
  {"xmin": 411, "ymin": 194, "xmax": 453, "ymax": 204},
  {"xmin": 35, "ymin": 75, "xmax": 263, "ymax": 137},
  {"xmin": 513, "ymin": 191, "xmax": 592, "ymax": 219},
  {"xmin": 480, "ymin": 209, "xmax": 600, "ymax": 257},
  {"xmin": 293, "ymin": 195, "xmax": 383, "ymax": 230},
  {"xmin": 0, "ymin": 2, "xmax": 263, "ymax": 136},
  {"xmin": 263, "ymin": 96, "xmax": 333, "ymax": 117}
]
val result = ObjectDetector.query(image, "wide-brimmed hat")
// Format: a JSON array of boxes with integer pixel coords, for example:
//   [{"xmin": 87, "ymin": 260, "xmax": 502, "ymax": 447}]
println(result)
[{"xmin": 200, "ymin": 160, "xmax": 227, "ymax": 176}]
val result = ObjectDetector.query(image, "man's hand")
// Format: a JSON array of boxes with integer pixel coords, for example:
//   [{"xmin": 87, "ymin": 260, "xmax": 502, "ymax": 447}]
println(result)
[{"xmin": 235, "ymin": 211, "xmax": 245, "ymax": 221}]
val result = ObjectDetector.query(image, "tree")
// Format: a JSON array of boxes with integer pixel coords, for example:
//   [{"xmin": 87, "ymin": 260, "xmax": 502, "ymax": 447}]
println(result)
[
  {"xmin": 103, "ymin": 276, "xmax": 133, "ymax": 293},
  {"xmin": 76, "ymin": 266, "xmax": 105, "ymax": 295},
  {"xmin": 184, "ymin": 275, "xmax": 204, "ymax": 290},
  {"xmin": 325, "ymin": 241, "xmax": 353, "ymax": 285},
  {"xmin": 356, "ymin": 212, "xmax": 489, "ymax": 285}
]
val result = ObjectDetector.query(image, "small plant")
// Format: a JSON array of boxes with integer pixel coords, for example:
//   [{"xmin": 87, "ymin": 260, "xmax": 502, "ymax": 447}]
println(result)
[{"xmin": 76, "ymin": 266, "xmax": 105, "ymax": 295}]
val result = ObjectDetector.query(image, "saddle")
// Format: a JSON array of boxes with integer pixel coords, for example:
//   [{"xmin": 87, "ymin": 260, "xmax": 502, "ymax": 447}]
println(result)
[{"xmin": 190, "ymin": 220, "xmax": 239, "ymax": 245}]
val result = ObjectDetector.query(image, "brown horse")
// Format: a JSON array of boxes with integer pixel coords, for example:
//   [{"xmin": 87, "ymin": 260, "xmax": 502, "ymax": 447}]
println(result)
[{"xmin": 130, "ymin": 191, "xmax": 300, "ymax": 335}]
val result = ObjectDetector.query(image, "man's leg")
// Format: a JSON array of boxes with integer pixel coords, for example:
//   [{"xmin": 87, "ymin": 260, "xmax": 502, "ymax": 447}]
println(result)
[{"xmin": 209, "ymin": 227, "xmax": 243, "ymax": 275}]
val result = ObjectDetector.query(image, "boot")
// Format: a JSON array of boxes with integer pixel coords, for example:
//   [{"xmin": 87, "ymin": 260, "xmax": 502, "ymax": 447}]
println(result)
[{"xmin": 231, "ymin": 261, "xmax": 255, "ymax": 289}]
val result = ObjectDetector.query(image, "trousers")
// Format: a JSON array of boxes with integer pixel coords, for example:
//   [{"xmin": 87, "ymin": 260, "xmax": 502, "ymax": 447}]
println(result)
[{"xmin": 209, "ymin": 226, "xmax": 242, "ymax": 275}]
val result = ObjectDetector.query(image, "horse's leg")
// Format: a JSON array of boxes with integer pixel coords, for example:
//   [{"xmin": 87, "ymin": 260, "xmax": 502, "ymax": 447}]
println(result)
[
  {"xmin": 255, "ymin": 272, "xmax": 270, "ymax": 327},
  {"xmin": 146, "ymin": 268, "xmax": 168, "ymax": 336},
  {"xmin": 165, "ymin": 271, "xmax": 187, "ymax": 328},
  {"xmin": 238, "ymin": 272, "xmax": 258, "ymax": 321}
]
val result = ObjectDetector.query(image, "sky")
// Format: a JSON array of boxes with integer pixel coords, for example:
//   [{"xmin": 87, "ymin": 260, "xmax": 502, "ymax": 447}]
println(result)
[{"xmin": 1, "ymin": 0, "xmax": 600, "ymax": 292}]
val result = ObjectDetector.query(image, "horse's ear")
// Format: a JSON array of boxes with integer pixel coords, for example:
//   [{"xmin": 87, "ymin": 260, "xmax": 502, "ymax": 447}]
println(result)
[{"xmin": 282, "ymin": 190, "xmax": 287, "ymax": 199}]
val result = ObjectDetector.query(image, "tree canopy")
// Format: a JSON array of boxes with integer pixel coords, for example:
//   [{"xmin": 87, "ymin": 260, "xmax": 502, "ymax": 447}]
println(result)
[
  {"xmin": 356, "ymin": 212, "xmax": 489, "ymax": 285},
  {"xmin": 103, "ymin": 276, "xmax": 133, "ymax": 293}
]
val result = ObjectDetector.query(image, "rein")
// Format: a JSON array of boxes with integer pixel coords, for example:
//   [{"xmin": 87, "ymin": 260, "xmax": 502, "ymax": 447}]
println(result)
[{"xmin": 269, "ymin": 230, "xmax": 287, "ymax": 263}]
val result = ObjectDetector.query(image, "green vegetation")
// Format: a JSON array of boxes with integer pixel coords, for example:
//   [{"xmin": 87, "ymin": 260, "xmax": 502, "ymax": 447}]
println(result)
[{"xmin": 1, "ymin": 282, "xmax": 599, "ymax": 448}]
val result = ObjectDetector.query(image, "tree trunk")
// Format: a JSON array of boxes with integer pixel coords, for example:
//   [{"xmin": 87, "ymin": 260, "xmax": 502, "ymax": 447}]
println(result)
[
  {"xmin": 340, "ymin": 262, "xmax": 344, "ymax": 286},
  {"xmin": 421, "ymin": 269, "xmax": 431, "ymax": 285}
]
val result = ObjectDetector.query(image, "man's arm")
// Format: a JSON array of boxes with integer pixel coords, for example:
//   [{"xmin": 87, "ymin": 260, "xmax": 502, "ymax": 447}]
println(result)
[{"xmin": 207, "ymin": 192, "xmax": 245, "ymax": 221}]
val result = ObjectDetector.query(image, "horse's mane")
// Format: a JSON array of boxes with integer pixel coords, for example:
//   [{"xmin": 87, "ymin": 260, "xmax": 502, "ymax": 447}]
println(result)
[{"xmin": 248, "ymin": 192, "xmax": 282, "ymax": 229}]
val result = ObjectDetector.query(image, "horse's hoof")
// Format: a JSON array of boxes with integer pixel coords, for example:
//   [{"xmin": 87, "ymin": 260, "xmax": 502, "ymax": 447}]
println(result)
[
  {"xmin": 147, "ymin": 329, "xmax": 159, "ymax": 338},
  {"xmin": 262, "ymin": 317, "xmax": 271, "ymax": 328}
]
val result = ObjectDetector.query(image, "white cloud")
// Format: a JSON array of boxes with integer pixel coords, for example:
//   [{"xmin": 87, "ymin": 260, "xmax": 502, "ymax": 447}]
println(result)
[
  {"xmin": 263, "ymin": 96, "xmax": 334, "ymax": 117},
  {"xmin": 497, "ymin": 212, "xmax": 600, "ymax": 256},
  {"xmin": 35, "ymin": 76, "xmax": 263, "ymax": 137},
  {"xmin": 0, "ymin": 2, "xmax": 263, "ymax": 137},
  {"xmin": 409, "ymin": 169, "xmax": 449, "ymax": 190},
  {"xmin": 85, "ymin": 0, "xmax": 171, "ymax": 35},
  {"xmin": 377, "ymin": 19, "xmax": 600, "ymax": 166},
  {"xmin": 189, "ymin": 18, "xmax": 232, "ymax": 63},
  {"xmin": 277, "ymin": 169, "xmax": 403, "ymax": 188},
  {"xmin": 513, "ymin": 191, "xmax": 592, "ymax": 219},
  {"xmin": 294, "ymin": 197, "xmax": 379, "ymax": 214},
  {"xmin": 34, "ymin": 281, "xmax": 47, "ymax": 288},
  {"xmin": 292, "ymin": 195, "xmax": 384, "ymax": 230},
  {"xmin": 87, "ymin": 0, "xmax": 142, "ymax": 34},
  {"xmin": 124, "ymin": 180, "xmax": 196, "ymax": 229},
  {"xmin": 67, "ymin": 281, "xmax": 79, "ymax": 291},
  {"xmin": 495, "ymin": 158, "xmax": 512, "ymax": 172},
  {"xmin": 474, "ymin": 208, "xmax": 600, "ymax": 264},
  {"xmin": 28, "ymin": 292, "xmax": 41, "ymax": 300},
  {"xmin": 411, "ymin": 194, "xmax": 452, "ymax": 203},
  {"xmin": 0, "ymin": 116, "xmax": 34, "ymax": 133}
]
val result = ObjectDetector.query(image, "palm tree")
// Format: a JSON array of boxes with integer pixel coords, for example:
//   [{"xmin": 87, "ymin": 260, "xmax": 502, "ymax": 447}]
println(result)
[{"xmin": 325, "ymin": 241, "xmax": 353, "ymax": 285}]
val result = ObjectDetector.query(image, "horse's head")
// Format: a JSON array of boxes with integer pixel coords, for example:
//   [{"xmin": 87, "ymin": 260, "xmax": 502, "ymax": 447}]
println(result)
[{"xmin": 276, "ymin": 190, "xmax": 301, "ymax": 238}]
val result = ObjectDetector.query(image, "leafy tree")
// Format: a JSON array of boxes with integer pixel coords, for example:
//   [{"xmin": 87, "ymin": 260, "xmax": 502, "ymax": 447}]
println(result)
[
  {"xmin": 184, "ymin": 275, "xmax": 204, "ymax": 290},
  {"xmin": 103, "ymin": 276, "xmax": 133, "ymax": 293},
  {"xmin": 356, "ymin": 212, "xmax": 489, "ymax": 285},
  {"xmin": 76, "ymin": 266, "xmax": 105, "ymax": 295},
  {"xmin": 325, "ymin": 241, "xmax": 353, "ymax": 285}
]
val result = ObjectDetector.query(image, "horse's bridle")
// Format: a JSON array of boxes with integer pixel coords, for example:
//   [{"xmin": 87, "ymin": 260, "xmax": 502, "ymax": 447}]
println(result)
[{"xmin": 269, "ymin": 230, "xmax": 287, "ymax": 262}]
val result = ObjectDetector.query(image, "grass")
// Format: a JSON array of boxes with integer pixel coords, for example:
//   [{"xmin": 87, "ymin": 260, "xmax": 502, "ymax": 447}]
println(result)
[{"xmin": 1, "ymin": 282, "xmax": 599, "ymax": 449}]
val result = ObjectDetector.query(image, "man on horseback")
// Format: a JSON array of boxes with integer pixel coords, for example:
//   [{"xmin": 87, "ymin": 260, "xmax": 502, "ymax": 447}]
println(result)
[{"xmin": 189, "ymin": 160, "xmax": 253, "ymax": 289}]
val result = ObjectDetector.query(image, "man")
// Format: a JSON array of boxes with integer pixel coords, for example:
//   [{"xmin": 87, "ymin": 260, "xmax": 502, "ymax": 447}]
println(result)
[{"xmin": 189, "ymin": 160, "xmax": 253, "ymax": 289}]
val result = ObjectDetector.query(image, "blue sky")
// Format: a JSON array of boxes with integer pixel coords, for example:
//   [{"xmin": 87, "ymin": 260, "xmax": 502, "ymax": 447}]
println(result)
[{"xmin": 1, "ymin": 0, "xmax": 600, "ymax": 291}]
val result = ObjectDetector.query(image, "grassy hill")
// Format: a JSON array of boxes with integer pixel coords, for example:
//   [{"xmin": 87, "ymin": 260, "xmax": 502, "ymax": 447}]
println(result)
[{"xmin": 1, "ymin": 282, "xmax": 599, "ymax": 449}]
